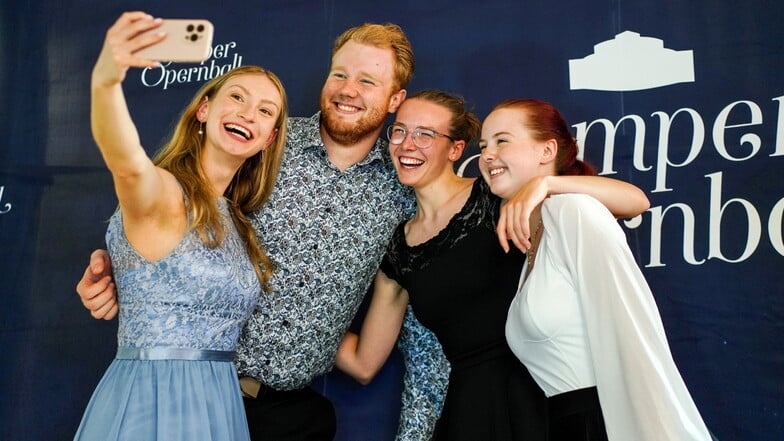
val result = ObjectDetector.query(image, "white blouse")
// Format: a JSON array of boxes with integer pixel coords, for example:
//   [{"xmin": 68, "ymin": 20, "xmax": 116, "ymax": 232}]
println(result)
[{"xmin": 506, "ymin": 194, "xmax": 712, "ymax": 441}]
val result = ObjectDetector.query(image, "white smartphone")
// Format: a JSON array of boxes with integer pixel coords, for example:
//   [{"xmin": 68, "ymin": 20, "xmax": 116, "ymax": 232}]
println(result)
[{"xmin": 136, "ymin": 19, "xmax": 214, "ymax": 63}]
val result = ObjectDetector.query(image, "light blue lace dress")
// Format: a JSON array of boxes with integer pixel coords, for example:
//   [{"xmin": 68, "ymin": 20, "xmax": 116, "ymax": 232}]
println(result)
[{"xmin": 75, "ymin": 198, "xmax": 260, "ymax": 441}]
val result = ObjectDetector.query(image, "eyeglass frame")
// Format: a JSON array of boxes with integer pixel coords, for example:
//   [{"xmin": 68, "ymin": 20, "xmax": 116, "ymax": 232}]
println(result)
[{"xmin": 386, "ymin": 123, "xmax": 455, "ymax": 149}]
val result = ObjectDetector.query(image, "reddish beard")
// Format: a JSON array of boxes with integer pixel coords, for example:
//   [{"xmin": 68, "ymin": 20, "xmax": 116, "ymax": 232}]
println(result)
[{"xmin": 320, "ymin": 99, "xmax": 387, "ymax": 145}]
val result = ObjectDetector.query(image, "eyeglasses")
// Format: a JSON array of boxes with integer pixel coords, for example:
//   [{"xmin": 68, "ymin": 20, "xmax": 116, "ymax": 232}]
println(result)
[{"xmin": 387, "ymin": 124, "xmax": 454, "ymax": 149}]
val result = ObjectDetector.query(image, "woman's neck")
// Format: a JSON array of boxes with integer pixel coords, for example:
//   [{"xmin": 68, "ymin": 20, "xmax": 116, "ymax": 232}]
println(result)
[
  {"xmin": 404, "ymin": 172, "xmax": 475, "ymax": 246},
  {"xmin": 413, "ymin": 173, "xmax": 474, "ymax": 220},
  {"xmin": 201, "ymin": 148, "xmax": 243, "ymax": 196}
]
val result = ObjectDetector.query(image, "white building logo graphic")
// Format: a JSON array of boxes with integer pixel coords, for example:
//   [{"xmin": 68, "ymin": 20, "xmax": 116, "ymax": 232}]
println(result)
[{"xmin": 569, "ymin": 31, "xmax": 694, "ymax": 91}]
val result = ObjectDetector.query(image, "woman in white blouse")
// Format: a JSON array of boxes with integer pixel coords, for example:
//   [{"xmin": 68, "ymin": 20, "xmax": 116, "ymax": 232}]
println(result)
[{"xmin": 478, "ymin": 98, "xmax": 713, "ymax": 441}]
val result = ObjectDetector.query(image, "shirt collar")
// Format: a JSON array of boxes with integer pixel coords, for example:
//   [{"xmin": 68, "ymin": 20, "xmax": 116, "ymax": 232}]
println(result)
[{"xmin": 291, "ymin": 113, "xmax": 325, "ymax": 153}]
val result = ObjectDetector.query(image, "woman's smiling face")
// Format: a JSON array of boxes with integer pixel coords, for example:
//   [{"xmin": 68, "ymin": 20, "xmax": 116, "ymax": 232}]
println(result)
[{"xmin": 479, "ymin": 108, "xmax": 547, "ymax": 200}]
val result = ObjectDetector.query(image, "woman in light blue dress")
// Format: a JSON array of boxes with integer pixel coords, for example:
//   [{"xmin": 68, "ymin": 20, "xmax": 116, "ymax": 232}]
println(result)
[{"xmin": 74, "ymin": 12, "xmax": 288, "ymax": 440}]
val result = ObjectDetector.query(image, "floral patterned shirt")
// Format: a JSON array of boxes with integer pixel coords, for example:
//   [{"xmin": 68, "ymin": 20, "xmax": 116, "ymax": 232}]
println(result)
[{"xmin": 233, "ymin": 113, "xmax": 448, "ymax": 440}]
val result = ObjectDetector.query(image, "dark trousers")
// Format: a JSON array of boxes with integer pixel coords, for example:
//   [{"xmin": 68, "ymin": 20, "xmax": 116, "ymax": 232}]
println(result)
[{"xmin": 243, "ymin": 385, "xmax": 336, "ymax": 441}]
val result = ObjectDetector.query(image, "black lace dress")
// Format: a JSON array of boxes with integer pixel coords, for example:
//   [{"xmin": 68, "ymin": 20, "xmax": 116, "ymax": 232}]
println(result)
[{"xmin": 380, "ymin": 179, "xmax": 546, "ymax": 441}]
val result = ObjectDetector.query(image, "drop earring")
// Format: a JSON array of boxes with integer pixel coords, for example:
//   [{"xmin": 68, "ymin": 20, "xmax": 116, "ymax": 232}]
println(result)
[{"xmin": 198, "ymin": 122, "xmax": 204, "ymax": 135}]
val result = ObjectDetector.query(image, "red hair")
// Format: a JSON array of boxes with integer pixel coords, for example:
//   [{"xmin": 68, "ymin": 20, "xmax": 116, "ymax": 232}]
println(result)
[{"xmin": 492, "ymin": 99, "xmax": 596, "ymax": 176}]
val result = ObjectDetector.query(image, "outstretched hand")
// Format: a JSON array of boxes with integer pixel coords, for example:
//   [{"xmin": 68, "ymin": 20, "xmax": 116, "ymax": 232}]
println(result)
[
  {"xmin": 76, "ymin": 249, "xmax": 118, "ymax": 320},
  {"xmin": 496, "ymin": 176, "xmax": 549, "ymax": 253},
  {"xmin": 92, "ymin": 11, "xmax": 165, "ymax": 88}
]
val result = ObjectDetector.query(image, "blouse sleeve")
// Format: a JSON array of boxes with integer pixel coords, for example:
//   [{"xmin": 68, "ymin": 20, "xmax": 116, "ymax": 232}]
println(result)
[
  {"xmin": 543, "ymin": 194, "xmax": 712, "ymax": 441},
  {"xmin": 394, "ymin": 306, "xmax": 450, "ymax": 441}
]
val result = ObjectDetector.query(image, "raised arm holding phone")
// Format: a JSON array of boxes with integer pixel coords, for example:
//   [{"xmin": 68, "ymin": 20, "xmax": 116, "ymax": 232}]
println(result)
[{"xmin": 74, "ymin": 12, "xmax": 287, "ymax": 440}]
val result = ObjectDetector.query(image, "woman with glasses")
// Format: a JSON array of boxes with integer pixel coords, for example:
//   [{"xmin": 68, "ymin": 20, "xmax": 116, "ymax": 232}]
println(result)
[{"xmin": 335, "ymin": 90, "xmax": 649, "ymax": 440}]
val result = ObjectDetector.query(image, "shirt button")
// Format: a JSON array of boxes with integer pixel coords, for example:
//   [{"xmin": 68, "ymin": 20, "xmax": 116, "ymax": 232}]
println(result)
[
  {"xmin": 298, "ymin": 281, "xmax": 305, "ymax": 287},
  {"xmin": 282, "ymin": 320, "xmax": 290, "ymax": 327}
]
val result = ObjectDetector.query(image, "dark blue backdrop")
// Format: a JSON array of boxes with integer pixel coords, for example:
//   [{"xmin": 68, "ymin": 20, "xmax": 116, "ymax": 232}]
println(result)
[{"xmin": 1, "ymin": 1, "xmax": 782, "ymax": 440}]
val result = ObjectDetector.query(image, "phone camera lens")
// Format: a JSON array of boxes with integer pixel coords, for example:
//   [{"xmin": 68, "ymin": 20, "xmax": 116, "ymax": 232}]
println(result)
[
  {"xmin": 187, "ymin": 24, "xmax": 195, "ymax": 32},
  {"xmin": 189, "ymin": 33, "xmax": 199, "ymax": 42},
  {"xmin": 197, "ymin": 24, "xmax": 205, "ymax": 32}
]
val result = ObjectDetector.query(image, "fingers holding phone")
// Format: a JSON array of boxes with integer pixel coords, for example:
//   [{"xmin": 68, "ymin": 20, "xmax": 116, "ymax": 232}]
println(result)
[
  {"xmin": 94, "ymin": 12, "xmax": 214, "ymax": 87},
  {"xmin": 93, "ymin": 12, "xmax": 166, "ymax": 87}
]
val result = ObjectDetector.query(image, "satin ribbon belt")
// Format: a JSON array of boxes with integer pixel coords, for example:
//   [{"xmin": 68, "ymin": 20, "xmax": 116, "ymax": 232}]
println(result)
[{"xmin": 116, "ymin": 346, "xmax": 236, "ymax": 361}]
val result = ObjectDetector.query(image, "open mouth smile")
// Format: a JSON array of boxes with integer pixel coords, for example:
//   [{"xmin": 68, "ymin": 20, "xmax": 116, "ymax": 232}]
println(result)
[
  {"xmin": 335, "ymin": 103, "xmax": 362, "ymax": 113},
  {"xmin": 399, "ymin": 156, "xmax": 424, "ymax": 168},
  {"xmin": 488, "ymin": 167, "xmax": 505, "ymax": 177},
  {"xmin": 224, "ymin": 123, "xmax": 252, "ymax": 140}
]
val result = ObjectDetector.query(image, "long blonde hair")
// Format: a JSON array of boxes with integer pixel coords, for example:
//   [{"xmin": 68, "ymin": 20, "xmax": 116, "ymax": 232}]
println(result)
[{"xmin": 153, "ymin": 65, "xmax": 288, "ymax": 291}]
